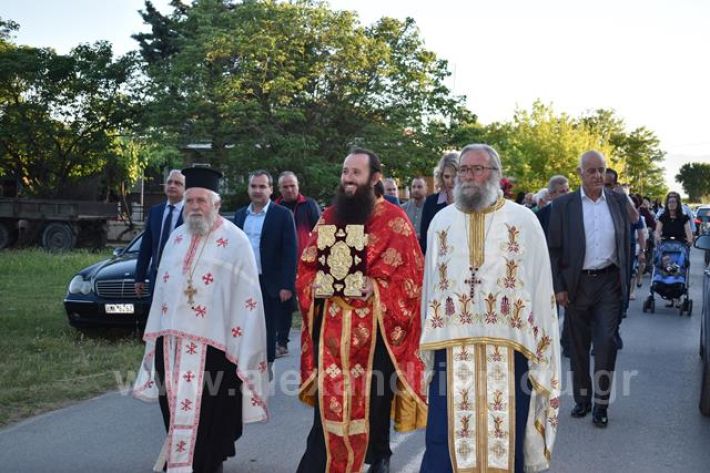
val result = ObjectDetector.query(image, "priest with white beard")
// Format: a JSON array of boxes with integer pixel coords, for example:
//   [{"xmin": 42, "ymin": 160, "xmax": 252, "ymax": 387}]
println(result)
[
  {"xmin": 133, "ymin": 167, "xmax": 269, "ymax": 473},
  {"xmin": 419, "ymin": 144, "xmax": 561, "ymax": 473}
]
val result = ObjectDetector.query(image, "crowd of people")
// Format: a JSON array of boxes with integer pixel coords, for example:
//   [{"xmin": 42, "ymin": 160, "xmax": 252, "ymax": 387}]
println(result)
[{"xmin": 129, "ymin": 145, "xmax": 695, "ymax": 473}]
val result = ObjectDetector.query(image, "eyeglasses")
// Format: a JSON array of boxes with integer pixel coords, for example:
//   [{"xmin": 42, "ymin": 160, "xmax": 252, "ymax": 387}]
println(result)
[{"xmin": 458, "ymin": 165, "xmax": 498, "ymax": 176}]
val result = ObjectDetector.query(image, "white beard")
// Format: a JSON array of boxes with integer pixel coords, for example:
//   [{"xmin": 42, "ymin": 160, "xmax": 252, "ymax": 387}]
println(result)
[
  {"xmin": 455, "ymin": 179, "xmax": 501, "ymax": 212},
  {"xmin": 186, "ymin": 212, "xmax": 216, "ymax": 236}
]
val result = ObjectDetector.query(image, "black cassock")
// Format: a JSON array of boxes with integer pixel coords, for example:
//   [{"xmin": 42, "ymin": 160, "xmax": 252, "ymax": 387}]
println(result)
[{"xmin": 155, "ymin": 336, "xmax": 243, "ymax": 473}]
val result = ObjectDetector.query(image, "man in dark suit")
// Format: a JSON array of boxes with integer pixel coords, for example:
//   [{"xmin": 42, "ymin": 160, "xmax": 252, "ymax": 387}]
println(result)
[
  {"xmin": 234, "ymin": 170, "xmax": 297, "ymax": 365},
  {"xmin": 135, "ymin": 169, "xmax": 185, "ymax": 297},
  {"xmin": 548, "ymin": 150, "xmax": 638, "ymax": 428}
]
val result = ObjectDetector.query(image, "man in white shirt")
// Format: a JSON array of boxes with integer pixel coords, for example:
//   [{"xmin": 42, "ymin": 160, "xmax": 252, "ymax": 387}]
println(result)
[
  {"xmin": 233, "ymin": 171, "xmax": 297, "ymax": 365},
  {"xmin": 548, "ymin": 150, "xmax": 636, "ymax": 428}
]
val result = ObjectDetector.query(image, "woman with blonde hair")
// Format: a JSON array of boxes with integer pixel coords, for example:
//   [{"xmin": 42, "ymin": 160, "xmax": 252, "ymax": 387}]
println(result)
[{"xmin": 419, "ymin": 152, "xmax": 458, "ymax": 252}]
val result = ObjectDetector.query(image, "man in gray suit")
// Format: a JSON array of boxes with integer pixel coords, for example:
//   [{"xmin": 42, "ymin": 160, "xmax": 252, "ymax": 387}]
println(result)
[{"xmin": 548, "ymin": 150, "xmax": 637, "ymax": 428}]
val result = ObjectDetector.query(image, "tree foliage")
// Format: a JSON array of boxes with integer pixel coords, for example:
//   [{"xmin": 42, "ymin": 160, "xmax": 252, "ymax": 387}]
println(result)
[
  {"xmin": 0, "ymin": 33, "xmax": 141, "ymax": 198},
  {"xmin": 676, "ymin": 162, "xmax": 710, "ymax": 202},
  {"xmin": 133, "ymin": 0, "xmax": 469, "ymax": 200},
  {"xmin": 479, "ymin": 102, "xmax": 668, "ymax": 197},
  {"xmin": 481, "ymin": 102, "xmax": 614, "ymax": 192}
]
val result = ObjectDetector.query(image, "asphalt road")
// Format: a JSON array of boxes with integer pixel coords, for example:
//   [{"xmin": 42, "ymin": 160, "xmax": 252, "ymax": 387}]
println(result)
[{"xmin": 2, "ymin": 249, "xmax": 710, "ymax": 472}]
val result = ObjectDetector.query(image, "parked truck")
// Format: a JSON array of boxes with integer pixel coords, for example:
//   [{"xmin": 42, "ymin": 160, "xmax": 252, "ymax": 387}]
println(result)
[{"xmin": 0, "ymin": 197, "xmax": 118, "ymax": 251}]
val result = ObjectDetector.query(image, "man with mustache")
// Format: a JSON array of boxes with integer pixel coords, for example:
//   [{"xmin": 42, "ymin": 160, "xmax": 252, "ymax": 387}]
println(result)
[
  {"xmin": 133, "ymin": 167, "xmax": 269, "ymax": 473},
  {"xmin": 296, "ymin": 148, "xmax": 427, "ymax": 473},
  {"xmin": 420, "ymin": 144, "xmax": 561, "ymax": 473}
]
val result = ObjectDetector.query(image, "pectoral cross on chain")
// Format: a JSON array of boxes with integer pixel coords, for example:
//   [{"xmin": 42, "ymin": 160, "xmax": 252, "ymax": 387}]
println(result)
[
  {"xmin": 184, "ymin": 280, "xmax": 198, "ymax": 306},
  {"xmin": 465, "ymin": 266, "xmax": 482, "ymax": 298}
]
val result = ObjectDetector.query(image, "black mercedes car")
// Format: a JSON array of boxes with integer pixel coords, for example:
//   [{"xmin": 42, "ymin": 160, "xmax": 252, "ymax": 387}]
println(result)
[{"xmin": 64, "ymin": 233, "xmax": 152, "ymax": 329}]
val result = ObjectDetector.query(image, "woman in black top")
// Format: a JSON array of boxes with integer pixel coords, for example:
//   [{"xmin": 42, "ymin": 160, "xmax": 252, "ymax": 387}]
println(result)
[
  {"xmin": 654, "ymin": 192, "xmax": 693, "ymax": 244},
  {"xmin": 419, "ymin": 152, "xmax": 458, "ymax": 253}
]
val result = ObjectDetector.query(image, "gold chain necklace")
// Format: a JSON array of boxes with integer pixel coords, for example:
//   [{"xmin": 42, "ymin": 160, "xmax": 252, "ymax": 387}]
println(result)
[
  {"xmin": 184, "ymin": 230, "xmax": 214, "ymax": 307},
  {"xmin": 463, "ymin": 210, "xmax": 496, "ymax": 298}
]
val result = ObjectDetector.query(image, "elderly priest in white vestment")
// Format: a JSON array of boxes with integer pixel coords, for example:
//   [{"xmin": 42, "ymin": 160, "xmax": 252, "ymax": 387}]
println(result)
[
  {"xmin": 133, "ymin": 166, "xmax": 269, "ymax": 473},
  {"xmin": 419, "ymin": 144, "xmax": 561, "ymax": 473}
]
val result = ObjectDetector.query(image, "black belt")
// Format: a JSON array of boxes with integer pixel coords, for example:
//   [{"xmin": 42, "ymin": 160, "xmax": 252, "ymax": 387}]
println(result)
[{"xmin": 581, "ymin": 265, "xmax": 618, "ymax": 276}]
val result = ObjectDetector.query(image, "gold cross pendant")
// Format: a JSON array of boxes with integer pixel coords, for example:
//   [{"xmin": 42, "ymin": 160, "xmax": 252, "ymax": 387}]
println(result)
[{"xmin": 184, "ymin": 280, "xmax": 197, "ymax": 306}]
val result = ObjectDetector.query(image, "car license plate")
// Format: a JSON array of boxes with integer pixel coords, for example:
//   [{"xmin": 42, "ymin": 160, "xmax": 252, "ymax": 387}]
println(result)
[{"xmin": 105, "ymin": 303, "xmax": 135, "ymax": 314}]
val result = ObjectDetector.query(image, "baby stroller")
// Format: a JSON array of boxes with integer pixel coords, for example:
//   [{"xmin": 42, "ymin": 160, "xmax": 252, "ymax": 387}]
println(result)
[{"xmin": 642, "ymin": 238, "xmax": 692, "ymax": 315}]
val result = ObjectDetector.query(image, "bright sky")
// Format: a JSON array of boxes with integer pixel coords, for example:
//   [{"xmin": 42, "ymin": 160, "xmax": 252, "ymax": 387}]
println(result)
[{"xmin": 4, "ymin": 0, "xmax": 709, "ymax": 192}]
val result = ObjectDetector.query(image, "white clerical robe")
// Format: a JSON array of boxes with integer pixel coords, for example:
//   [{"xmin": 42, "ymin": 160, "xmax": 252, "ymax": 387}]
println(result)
[
  {"xmin": 133, "ymin": 217, "xmax": 269, "ymax": 473},
  {"xmin": 420, "ymin": 198, "xmax": 561, "ymax": 473}
]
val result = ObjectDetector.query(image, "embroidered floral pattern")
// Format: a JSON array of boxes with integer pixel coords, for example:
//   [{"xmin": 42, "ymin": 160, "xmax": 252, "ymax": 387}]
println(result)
[
  {"xmin": 390, "ymin": 326, "xmax": 405, "ymax": 346},
  {"xmin": 404, "ymin": 278, "xmax": 419, "ymax": 298},
  {"xmin": 504, "ymin": 224, "xmax": 520, "ymax": 253},
  {"xmin": 328, "ymin": 397, "xmax": 343, "ymax": 415},
  {"xmin": 510, "ymin": 299, "xmax": 525, "ymax": 329},
  {"xmin": 484, "ymin": 293, "xmax": 497, "ymax": 324},
  {"xmin": 490, "ymin": 390, "xmax": 505, "ymax": 411},
  {"xmin": 429, "ymin": 300, "xmax": 444, "ymax": 328},
  {"xmin": 352, "ymin": 325, "xmax": 370, "ymax": 348},
  {"xmin": 325, "ymin": 364, "xmax": 342, "ymax": 379},
  {"xmin": 437, "ymin": 228, "xmax": 451, "ymax": 257},
  {"xmin": 301, "ymin": 245, "xmax": 317, "ymax": 262},
  {"xmin": 457, "ymin": 414, "xmax": 473, "ymax": 438},
  {"xmin": 382, "ymin": 247, "xmax": 403, "ymax": 267},
  {"xmin": 438, "ymin": 262, "xmax": 450, "ymax": 291},
  {"xmin": 456, "ymin": 345, "xmax": 472, "ymax": 361},
  {"xmin": 388, "ymin": 217, "xmax": 413, "ymax": 236},
  {"xmin": 499, "ymin": 258, "xmax": 519, "ymax": 289},
  {"xmin": 355, "ymin": 307, "xmax": 370, "ymax": 318},
  {"xmin": 457, "ymin": 293, "xmax": 473, "ymax": 324},
  {"xmin": 458, "ymin": 388, "xmax": 472, "ymax": 410},
  {"xmin": 536, "ymin": 334, "xmax": 552, "ymax": 361},
  {"xmin": 351, "ymin": 364, "xmax": 365, "ymax": 378}
]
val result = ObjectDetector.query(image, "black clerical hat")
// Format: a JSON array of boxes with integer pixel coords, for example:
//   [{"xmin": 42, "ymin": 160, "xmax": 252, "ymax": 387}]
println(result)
[{"xmin": 182, "ymin": 166, "xmax": 222, "ymax": 192}]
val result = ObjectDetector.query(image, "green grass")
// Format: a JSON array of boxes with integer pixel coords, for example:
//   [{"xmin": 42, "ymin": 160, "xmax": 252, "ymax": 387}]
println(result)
[{"xmin": 0, "ymin": 249, "xmax": 144, "ymax": 427}]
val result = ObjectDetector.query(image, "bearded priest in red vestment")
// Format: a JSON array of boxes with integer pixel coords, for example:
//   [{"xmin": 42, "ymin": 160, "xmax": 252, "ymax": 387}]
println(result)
[{"xmin": 295, "ymin": 148, "xmax": 428, "ymax": 473}]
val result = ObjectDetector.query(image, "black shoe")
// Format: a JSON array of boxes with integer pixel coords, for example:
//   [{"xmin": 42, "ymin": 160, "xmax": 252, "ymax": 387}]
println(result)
[
  {"xmin": 367, "ymin": 457, "xmax": 390, "ymax": 473},
  {"xmin": 571, "ymin": 403, "xmax": 591, "ymax": 418},
  {"xmin": 592, "ymin": 405, "xmax": 608, "ymax": 428}
]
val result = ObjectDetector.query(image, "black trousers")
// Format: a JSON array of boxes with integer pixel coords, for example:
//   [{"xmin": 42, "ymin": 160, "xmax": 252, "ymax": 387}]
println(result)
[
  {"xmin": 260, "ymin": 278, "xmax": 292, "ymax": 362},
  {"xmin": 566, "ymin": 269, "xmax": 622, "ymax": 407},
  {"xmin": 155, "ymin": 337, "xmax": 242, "ymax": 473},
  {"xmin": 276, "ymin": 297, "xmax": 296, "ymax": 347},
  {"xmin": 296, "ymin": 313, "xmax": 396, "ymax": 472}
]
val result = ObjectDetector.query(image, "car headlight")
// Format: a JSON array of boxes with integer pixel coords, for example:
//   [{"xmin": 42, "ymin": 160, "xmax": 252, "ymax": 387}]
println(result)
[{"xmin": 68, "ymin": 275, "xmax": 93, "ymax": 295}]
